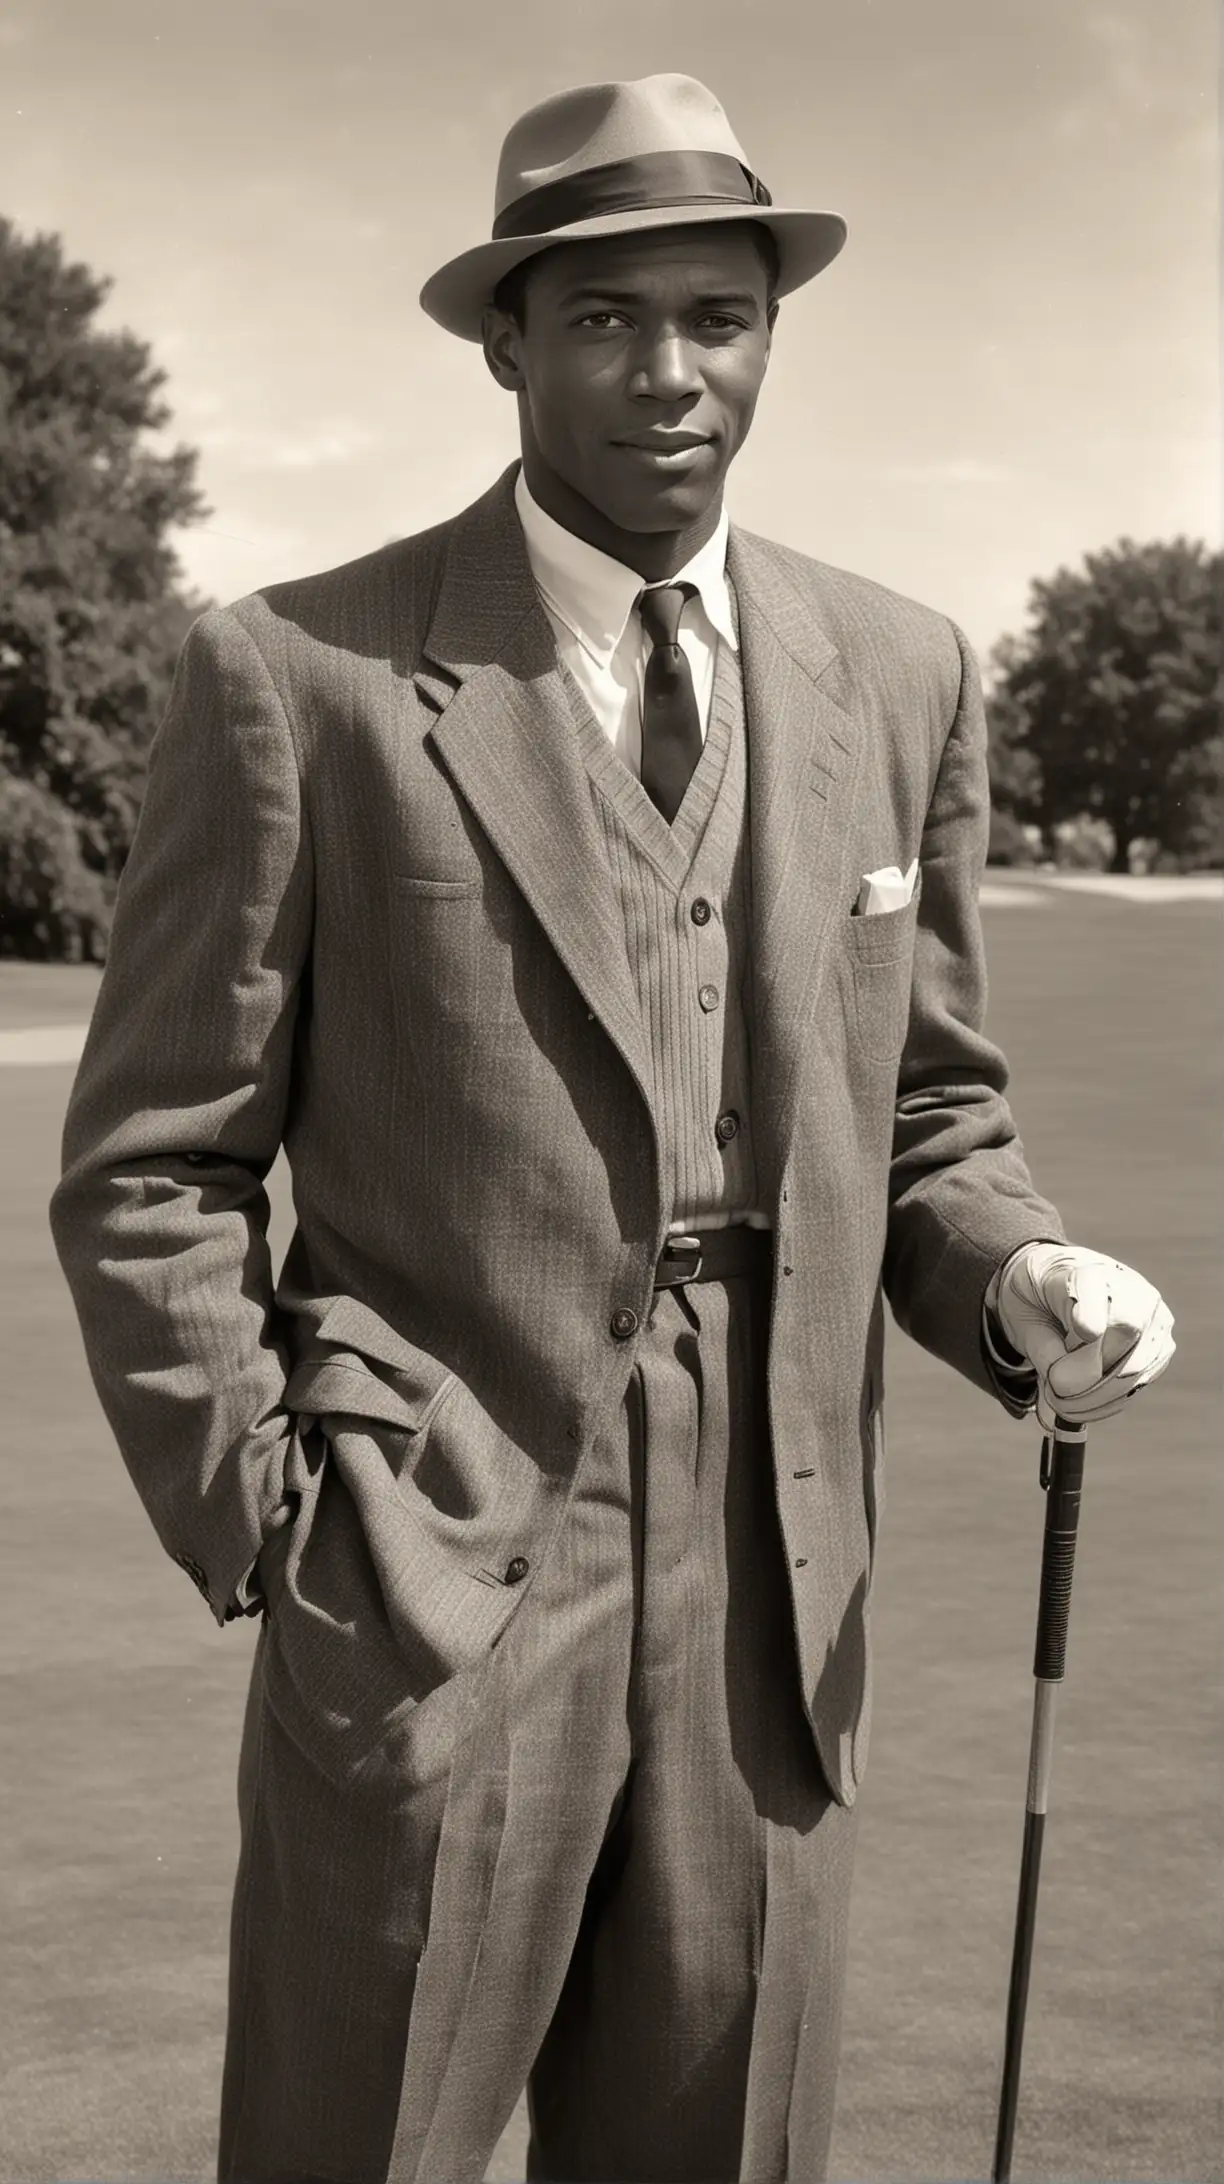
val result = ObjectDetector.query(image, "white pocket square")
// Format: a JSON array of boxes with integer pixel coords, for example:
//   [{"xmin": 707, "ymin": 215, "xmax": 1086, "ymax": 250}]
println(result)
[{"xmin": 855, "ymin": 857, "xmax": 919, "ymax": 916}]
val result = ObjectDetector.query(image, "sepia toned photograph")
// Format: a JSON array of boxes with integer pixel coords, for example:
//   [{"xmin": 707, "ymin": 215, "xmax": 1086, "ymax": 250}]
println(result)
[{"xmin": 0, "ymin": 4, "xmax": 1217, "ymax": 2182}]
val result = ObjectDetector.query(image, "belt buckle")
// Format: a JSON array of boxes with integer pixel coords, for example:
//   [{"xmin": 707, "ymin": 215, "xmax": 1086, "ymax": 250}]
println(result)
[{"xmin": 658, "ymin": 1232, "xmax": 704, "ymax": 1288}]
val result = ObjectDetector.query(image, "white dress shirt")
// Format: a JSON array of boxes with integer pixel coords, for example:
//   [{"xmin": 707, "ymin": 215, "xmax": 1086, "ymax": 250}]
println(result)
[{"xmin": 513, "ymin": 466, "xmax": 738, "ymax": 776}]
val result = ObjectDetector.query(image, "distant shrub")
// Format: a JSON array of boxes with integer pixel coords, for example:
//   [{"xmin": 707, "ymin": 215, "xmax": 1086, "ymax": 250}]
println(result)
[
  {"xmin": 0, "ymin": 774, "xmax": 110, "ymax": 960},
  {"xmin": 987, "ymin": 808, "xmax": 1038, "ymax": 866},
  {"xmin": 1052, "ymin": 814, "xmax": 1115, "ymax": 870}
]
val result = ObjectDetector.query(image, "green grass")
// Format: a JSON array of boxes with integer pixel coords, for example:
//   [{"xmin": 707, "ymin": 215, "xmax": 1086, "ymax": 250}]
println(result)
[{"xmin": 1, "ymin": 896, "xmax": 1219, "ymax": 2183}]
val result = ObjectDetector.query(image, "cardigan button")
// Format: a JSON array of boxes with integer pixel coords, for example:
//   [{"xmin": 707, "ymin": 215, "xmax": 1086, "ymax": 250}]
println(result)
[{"xmin": 609, "ymin": 1307, "xmax": 639, "ymax": 1340}]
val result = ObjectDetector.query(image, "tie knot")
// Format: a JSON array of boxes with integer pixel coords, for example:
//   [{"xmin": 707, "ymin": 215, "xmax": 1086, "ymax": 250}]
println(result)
[{"xmin": 638, "ymin": 582, "xmax": 692, "ymax": 651}]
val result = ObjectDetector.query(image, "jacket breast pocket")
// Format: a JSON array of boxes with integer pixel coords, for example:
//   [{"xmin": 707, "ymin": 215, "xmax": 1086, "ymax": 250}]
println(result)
[
  {"xmin": 388, "ymin": 863, "xmax": 542, "ymax": 1045},
  {"xmin": 394, "ymin": 871, "xmax": 482, "ymax": 898},
  {"xmin": 843, "ymin": 885, "xmax": 921, "ymax": 1063}
]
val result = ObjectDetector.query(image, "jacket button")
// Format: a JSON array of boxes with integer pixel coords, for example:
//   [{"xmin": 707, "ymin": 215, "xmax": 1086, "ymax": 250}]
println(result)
[
  {"xmin": 609, "ymin": 1307, "xmax": 639, "ymax": 1340},
  {"xmin": 504, "ymin": 1556, "xmax": 530, "ymax": 1585},
  {"xmin": 690, "ymin": 896, "xmax": 712, "ymax": 926},
  {"xmin": 714, "ymin": 1108, "xmax": 740, "ymax": 1145}
]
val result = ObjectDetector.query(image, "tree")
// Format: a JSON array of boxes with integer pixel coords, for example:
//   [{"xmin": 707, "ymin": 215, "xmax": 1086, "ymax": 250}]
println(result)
[
  {"xmin": 985, "ymin": 669, "xmax": 1042, "ymax": 864},
  {"xmin": 0, "ymin": 219, "xmax": 207, "ymax": 957},
  {"xmin": 988, "ymin": 539, "xmax": 1222, "ymax": 873}
]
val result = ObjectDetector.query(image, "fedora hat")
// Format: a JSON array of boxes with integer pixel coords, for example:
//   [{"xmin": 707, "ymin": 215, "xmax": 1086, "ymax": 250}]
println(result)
[{"xmin": 419, "ymin": 73, "xmax": 847, "ymax": 342}]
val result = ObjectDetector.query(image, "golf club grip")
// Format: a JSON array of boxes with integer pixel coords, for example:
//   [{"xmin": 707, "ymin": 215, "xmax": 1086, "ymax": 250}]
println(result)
[{"xmin": 1033, "ymin": 1422, "xmax": 1086, "ymax": 1682}]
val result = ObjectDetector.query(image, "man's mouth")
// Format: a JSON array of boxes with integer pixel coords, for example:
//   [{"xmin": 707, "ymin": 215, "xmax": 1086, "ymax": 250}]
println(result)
[{"xmin": 611, "ymin": 433, "xmax": 714, "ymax": 467}]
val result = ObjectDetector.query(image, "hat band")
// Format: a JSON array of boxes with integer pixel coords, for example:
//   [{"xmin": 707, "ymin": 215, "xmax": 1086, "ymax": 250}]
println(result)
[{"xmin": 492, "ymin": 149, "xmax": 773, "ymax": 241}]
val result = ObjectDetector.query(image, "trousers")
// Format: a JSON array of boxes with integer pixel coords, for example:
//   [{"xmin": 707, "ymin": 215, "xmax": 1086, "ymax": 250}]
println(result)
[{"xmin": 219, "ymin": 1264, "xmax": 858, "ymax": 2184}]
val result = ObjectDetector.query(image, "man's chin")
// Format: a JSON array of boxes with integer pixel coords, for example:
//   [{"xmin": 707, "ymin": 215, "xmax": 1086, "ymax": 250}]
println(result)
[{"xmin": 599, "ymin": 480, "xmax": 720, "ymax": 535}]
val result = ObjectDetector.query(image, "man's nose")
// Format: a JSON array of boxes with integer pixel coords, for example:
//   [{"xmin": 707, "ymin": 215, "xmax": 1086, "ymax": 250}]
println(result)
[{"xmin": 631, "ymin": 332, "xmax": 702, "ymax": 403}]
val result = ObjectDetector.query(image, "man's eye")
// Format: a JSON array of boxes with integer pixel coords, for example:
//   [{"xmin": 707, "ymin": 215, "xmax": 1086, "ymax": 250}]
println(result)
[
  {"xmin": 699, "ymin": 314, "xmax": 745, "ymax": 332},
  {"xmin": 576, "ymin": 312, "xmax": 626, "ymax": 330}
]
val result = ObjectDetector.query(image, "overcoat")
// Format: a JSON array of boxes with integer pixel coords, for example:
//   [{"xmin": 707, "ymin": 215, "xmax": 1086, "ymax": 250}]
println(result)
[{"xmin": 50, "ymin": 463, "xmax": 1062, "ymax": 1810}]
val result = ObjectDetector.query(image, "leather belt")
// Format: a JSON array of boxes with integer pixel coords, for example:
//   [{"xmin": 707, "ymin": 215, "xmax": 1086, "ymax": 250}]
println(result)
[{"xmin": 652, "ymin": 1225, "xmax": 773, "ymax": 1289}]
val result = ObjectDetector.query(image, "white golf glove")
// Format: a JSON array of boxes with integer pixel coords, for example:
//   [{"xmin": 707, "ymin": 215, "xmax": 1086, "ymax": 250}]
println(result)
[{"xmin": 989, "ymin": 1243, "xmax": 1175, "ymax": 1432}]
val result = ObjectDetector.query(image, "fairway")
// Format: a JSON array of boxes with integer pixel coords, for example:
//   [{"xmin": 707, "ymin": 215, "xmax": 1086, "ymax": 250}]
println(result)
[{"xmin": 1, "ymin": 886, "xmax": 1219, "ymax": 2184}]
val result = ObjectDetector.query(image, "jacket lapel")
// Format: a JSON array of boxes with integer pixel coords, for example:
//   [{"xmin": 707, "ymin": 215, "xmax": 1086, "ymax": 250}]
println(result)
[
  {"xmin": 413, "ymin": 478, "xmax": 862, "ymax": 1193},
  {"xmin": 728, "ymin": 527, "xmax": 864, "ymax": 1193},
  {"xmin": 413, "ymin": 468, "xmax": 655, "ymax": 1119}
]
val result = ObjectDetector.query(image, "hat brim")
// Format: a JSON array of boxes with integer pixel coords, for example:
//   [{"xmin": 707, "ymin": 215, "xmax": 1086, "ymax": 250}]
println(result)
[{"xmin": 419, "ymin": 203, "xmax": 847, "ymax": 342}]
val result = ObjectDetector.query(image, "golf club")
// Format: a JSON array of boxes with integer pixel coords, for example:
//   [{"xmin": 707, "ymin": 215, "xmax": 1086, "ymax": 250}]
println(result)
[{"xmin": 991, "ymin": 1413, "xmax": 1089, "ymax": 2184}]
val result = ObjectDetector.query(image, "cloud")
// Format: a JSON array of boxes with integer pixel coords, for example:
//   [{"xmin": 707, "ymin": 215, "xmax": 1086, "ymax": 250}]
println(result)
[
  {"xmin": 881, "ymin": 459, "xmax": 1018, "ymax": 488},
  {"xmin": 1051, "ymin": 11, "xmax": 1168, "ymax": 139},
  {"xmin": 190, "ymin": 420, "xmax": 381, "ymax": 471},
  {"xmin": 265, "ymin": 426, "xmax": 381, "ymax": 471},
  {"xmin": 1085, "ymin": 10, "xmax": 1148, "ymax": 93}
]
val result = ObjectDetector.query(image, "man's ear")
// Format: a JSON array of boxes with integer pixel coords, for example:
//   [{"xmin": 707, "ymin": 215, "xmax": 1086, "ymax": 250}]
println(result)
[
  {"xmin": 766, "ymin": 296, "xmax": 780, "ymax": 336},
  {"xmin": 482, "ymin": 309, "xmax": 526, "ymax": 392}
]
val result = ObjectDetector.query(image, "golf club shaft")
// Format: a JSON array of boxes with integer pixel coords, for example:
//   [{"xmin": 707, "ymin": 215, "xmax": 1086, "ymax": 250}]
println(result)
[{"xmin": 992, "ymin": 1417, "xmax": 1088, "ymax": 2184}]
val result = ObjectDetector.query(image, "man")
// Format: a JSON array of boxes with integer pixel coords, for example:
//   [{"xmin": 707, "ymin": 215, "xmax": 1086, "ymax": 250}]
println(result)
[{"xmin": 50, "ymin": 72, "xmax": 1174, "ymax": 2184}]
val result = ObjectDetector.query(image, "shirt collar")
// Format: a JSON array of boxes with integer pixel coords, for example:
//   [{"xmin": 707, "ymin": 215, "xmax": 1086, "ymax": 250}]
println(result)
[{"xmin": 514, "ymin": 464, "xmax": 737, "ymax": 670}]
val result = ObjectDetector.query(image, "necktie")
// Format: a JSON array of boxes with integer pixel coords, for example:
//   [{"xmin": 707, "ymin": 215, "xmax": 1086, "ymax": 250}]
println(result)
[{"xmin": 638, "ymin": 583, "xmax": 702, "ymax": 823}]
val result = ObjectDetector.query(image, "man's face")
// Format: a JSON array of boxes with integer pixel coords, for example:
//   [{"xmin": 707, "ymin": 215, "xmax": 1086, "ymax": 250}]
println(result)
[{"xmin": 483, "ymin": 224, "xmax": 777, "ymax": 537}]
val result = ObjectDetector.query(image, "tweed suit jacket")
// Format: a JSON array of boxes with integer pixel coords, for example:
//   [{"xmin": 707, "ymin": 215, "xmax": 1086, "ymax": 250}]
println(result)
[{"xmin": 50, "ymin": 463, "xmax": 1063, "ymax": 1809}]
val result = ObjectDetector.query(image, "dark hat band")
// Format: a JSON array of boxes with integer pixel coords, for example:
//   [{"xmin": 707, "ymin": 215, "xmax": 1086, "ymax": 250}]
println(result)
[{"xmin": 492, "ymin": 149, "xmax": 773, "ymax": 241}]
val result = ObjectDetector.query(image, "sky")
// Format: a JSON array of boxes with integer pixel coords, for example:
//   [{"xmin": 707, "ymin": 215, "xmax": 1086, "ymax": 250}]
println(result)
[{"xmin": 1, "ymin": 0, "xmax": 1217, "ymax": 658}]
